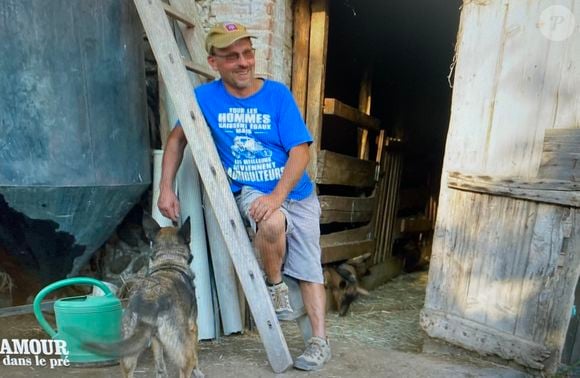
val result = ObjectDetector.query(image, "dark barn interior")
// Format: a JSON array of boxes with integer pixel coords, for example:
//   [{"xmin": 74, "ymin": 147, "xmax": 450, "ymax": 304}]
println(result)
[
  {"xmin": 325, "ymin": 0, "xmax": 461, "ymax": 191},
  {"xmin": 321, "ymin": 0, "xmax": 462, "ymax": 267}
]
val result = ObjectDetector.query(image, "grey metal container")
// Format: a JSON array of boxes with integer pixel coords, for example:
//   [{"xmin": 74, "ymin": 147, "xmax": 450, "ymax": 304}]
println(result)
[{"xmin": 0, "ymin": 0, "xmax": 150, "ymax": 287}]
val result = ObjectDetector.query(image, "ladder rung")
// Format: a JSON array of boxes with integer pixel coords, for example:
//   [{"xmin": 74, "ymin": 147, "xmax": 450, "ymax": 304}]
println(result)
[
  {"xmin": 183, "ymin": 59, "xmax": 215, "ymax": 81},
  {"xmin": 162, "ymin": 3, "xmax": 195, "ymax": 27}
]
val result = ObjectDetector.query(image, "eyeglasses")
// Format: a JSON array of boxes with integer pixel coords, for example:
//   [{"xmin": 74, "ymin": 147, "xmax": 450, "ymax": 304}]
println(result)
[{"xmin": 212, "ymin": 48, "xmax": 255, "ymax": 63}]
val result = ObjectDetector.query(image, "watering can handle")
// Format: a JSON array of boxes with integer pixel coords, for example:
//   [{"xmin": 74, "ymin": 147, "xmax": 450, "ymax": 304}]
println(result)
[{"xmin": 32, "ymin": 277, "xmax": 115, "ymax": 338}]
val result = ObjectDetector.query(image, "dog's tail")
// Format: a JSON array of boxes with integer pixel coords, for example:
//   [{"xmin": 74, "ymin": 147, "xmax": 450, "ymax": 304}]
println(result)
[{"xmin": 64, "ymin": 321, "xmax": 153, "ymax": 358}]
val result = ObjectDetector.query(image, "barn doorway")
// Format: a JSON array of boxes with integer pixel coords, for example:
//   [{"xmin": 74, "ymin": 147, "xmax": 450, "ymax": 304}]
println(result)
[{"xmin": 323, "ymin": 0, "xmax": 462, "ymax": 270}]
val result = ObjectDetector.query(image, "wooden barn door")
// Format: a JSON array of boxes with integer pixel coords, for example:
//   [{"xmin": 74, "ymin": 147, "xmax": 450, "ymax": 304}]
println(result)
[{"xmin": 421, "ymin": 2, "xmax": 580, "ymax": 374}]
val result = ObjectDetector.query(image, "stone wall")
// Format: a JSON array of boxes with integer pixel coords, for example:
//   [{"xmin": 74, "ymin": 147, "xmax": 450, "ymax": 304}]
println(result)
[{"xmin": 195, "ymin": 0, "xmax": 293, "ymax": 85}]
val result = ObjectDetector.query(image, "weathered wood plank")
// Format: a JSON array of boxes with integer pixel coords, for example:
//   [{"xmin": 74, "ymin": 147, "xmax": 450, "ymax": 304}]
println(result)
[
  {"xmin": 305, "ymin": 0, "xmax": 329, "ymax": 179},
  {"xmin": 542, "ymin": 128, "xmax": 580, "ymax": 148},
  {"xmin": 162, "ymin": 2, "xmax": 195, "ymax": 27},
  {"xmin": 448, "ymin": 172, "xmax": 580, "ymax": 191},
  {"xmin": 360, "ymin": 257, "xmax": 403, "ymax": 291},
  {"xmin": 420, "ymin": 308, "xmax": 551, "ymax": 370},
  {"xmin": 468, "ymin": 198, "xmax": 536, "ymax": 331},
  {"xmin": 318, "ymin": 194, "xmax": 375, "ymax": 224},
  {"xmin": 447, "ymin": 171, "xmax": 580, "ymax": 207},
  {"xmin": 133, "ymin": 0, "xmax": 292, "ymax": 372},
  {"xmin": 550, "ymin": 211, "xmax": 580, "ymax": 366},
  {"xmin": 433, "ymin": 191, "xmax": 480, "ymax": 318},
  {"xmin": 316, "ymin": 150, "xmax": 377, "ymax": 187},
  {"xmin": 291, "ymin": 0, "xmax": 310, "ymax": 118},
  {"xmin": 515, "ymin": 208, "xmax": 579, "ymax": 348},
  {"xmin": 562, "ymin": 271, "xmax": 580, "ymax": 364},
  {"xmin": 539, "ymin": 128, "xmax": 580, "ymax": 182},
  {"xmin": 373, "ymin": 149, "xmax": 403, "ymax": 264},
  {"xmin": 372, "ymin": 151, "xmax": 389, "ymax": 264},
  {"xmin": 323, "ymin": 98, "xmax": 380, "ymax": 132},
  {"xmin": 183, "ymin": 59, "xmax": 215, "ymax": 80},
  {"xmin": 322, "ymin": 240, "xmax": 375, "ymax": 265},
  {"xmin": 321, "ymin": 226, "xmax": 373, "ymax": 264}
]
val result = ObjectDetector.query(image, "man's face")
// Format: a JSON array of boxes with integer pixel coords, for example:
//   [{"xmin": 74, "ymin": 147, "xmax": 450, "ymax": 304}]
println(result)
[{"xmin": 208, "ymin": 38, "xmax": 256, "ymax": 95}]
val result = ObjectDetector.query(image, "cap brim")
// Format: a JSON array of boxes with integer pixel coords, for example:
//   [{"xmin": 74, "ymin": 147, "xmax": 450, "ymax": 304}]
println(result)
[{"xmin": 210, "ymin": 32, "xmax": 256, "ymax": 50}]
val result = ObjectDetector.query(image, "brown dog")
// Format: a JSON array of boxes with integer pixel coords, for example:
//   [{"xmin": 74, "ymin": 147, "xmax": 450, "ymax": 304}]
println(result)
[
  {"xmin": 324, "ymin": 262, "xmax": 369, "ymax": 316},
  {"xmin": 86, "ymin": 215, "xmax": 202, "ymax": 378}
]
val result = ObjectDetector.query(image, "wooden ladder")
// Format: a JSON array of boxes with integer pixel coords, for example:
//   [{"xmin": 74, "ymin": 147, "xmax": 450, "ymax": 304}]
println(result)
[{"xmin": 132, "ymin": 0, "xmax": 293, "ymax": 373}]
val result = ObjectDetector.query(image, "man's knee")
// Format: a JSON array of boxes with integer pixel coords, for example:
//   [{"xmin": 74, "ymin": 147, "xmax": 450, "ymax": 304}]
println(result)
[{"xmin": 256, "ymin": 210, "xmax": 285, "ymax": 243}]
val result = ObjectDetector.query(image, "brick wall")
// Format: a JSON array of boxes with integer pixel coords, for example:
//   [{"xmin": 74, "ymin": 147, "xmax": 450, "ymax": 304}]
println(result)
[{"xmin": 195, "ymin": 0, "xmax": 293, "ymax": 85}]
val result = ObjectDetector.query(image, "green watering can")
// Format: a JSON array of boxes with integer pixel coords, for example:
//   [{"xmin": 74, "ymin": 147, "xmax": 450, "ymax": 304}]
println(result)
[{"xmin": 33, "ymin": 277, "xmax": 122, "ymax": 366}]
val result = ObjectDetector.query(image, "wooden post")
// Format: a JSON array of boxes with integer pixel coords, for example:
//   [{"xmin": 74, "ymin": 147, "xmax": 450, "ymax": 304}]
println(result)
[
  {"xmin": 291, "ymin": 0, "xmax": 311, "ymax": 118},
  {"xmin": 358, "ymin": 65, "xmax": 373, "ymax": 160},
  {"xmin": 305, "ymin": 0, "xmax": 329, "ymax": 180},
  {"xmin": 133, "ymin": 0, "xmax": 292, "ymax": 372}
]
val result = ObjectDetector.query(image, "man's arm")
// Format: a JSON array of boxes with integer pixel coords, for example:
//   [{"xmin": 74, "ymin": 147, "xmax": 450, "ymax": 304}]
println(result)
[
  {"xmin": 158, "ymin": 126, "xmax": 188, "ymax": 222},
  {"xmin": 249, "ymin": 142, "xmax": 310, "ymax": 222}
]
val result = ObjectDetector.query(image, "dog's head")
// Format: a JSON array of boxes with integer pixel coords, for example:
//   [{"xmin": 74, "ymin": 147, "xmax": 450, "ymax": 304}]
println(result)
[
  {"xmin": 142, "ymin": 214, "xmax": 193, "ymax": 267},
  {"xmin": 324, "ymin": 263, "xmax": 369, "ymax": 316}
]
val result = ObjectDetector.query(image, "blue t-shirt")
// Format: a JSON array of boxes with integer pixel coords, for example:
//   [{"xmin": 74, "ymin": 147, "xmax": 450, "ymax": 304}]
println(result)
[{"xmin": 193, "ymin": 79, "xmax": 313, "ymax": 200}]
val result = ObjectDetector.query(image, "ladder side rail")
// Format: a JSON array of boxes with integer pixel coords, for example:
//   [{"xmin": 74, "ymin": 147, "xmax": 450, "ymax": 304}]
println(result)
[{"xmin": 133, "ymin": 0, "xmax": 293, "ymax": 373}]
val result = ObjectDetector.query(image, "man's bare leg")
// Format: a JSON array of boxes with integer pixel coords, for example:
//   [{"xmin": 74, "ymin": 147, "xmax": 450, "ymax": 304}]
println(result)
[
  {"xmin": 300, "ymin": 281, "xmax": 326, "ymax": 338},
  {"xmin": 294, "ymin": 281, "xmax": 331, "ymax": 371},
  {"xmin": 254, "ymin": 210, "xmax": 286, "ymax": 284}
]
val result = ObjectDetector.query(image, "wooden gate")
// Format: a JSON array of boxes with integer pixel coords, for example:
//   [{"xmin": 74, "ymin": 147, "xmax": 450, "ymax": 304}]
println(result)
[{"xmin": 421, "ymin": 1, "xmax": 580, "ymax": 374}]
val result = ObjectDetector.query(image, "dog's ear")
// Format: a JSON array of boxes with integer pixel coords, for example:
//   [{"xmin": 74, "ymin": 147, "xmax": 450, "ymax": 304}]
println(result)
[
  {"xmin": 142, "ymin": 213, "xmax": 161, "ymax": 242},
  {"xmin": 179, "ymin": 217, "xmax": 191, "ymax": 244}
]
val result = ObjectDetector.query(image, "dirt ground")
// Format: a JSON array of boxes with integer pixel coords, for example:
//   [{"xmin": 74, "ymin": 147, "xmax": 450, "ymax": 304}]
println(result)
[{"xmin": 0, "ymin": 272, "xmax": 538, "ymax": 377}]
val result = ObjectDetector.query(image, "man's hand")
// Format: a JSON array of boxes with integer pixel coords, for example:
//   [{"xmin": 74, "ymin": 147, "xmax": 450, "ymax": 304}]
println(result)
[
  {"xmin": 249, "ymin": 193, "xmax": 284, "ymax": 223},
  {"xmin": 157, "ymin": 188, "xmax": 180, "ymax": 222}
]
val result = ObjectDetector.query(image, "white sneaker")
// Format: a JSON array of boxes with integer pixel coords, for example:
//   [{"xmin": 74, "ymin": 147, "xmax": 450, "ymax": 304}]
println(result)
[
  {"xmin": 294, "ymin": 336, "xmax": 331, "ymax": 371},
  {"xmin": 267, "ymin": 281, "xmax": 293, "ymax": 314}
]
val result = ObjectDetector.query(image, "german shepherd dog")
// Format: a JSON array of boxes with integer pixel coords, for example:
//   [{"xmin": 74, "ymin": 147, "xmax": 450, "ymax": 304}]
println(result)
[{"xmin": 86, "ymin": 215, "xmax": 203, "ymax": 378}]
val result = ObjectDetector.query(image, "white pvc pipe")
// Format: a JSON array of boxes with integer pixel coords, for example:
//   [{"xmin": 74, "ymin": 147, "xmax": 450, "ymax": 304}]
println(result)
[
  {"xmin": 203, "ymin": 188, "xmax": 243, "ymax": 335},
  {"xmin": 176, "ymin": 149, "xmax": 215, "ymax": 340}
]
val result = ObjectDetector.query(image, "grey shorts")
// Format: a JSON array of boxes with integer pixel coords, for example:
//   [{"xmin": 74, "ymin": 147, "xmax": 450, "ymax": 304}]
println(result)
[{"xmin": 235, "ymin": 186, "xmax": 324, "ymax": 284}]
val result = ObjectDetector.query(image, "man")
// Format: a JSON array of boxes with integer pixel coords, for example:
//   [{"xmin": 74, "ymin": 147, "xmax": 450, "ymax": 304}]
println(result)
[{"xmin": 157, "ymin": 22, "xmax": 330, "ymax": 371}]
